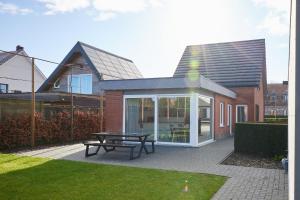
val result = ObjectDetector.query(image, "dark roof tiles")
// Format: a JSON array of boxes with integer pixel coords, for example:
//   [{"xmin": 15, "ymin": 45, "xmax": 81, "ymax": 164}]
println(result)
[{"xmin": 174, "ymin": 39, "xmax": 266, "ymax": 88}]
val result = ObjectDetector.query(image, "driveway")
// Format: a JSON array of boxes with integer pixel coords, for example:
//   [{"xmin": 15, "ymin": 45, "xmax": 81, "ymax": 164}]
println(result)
[{"xmin": 19, "ymin": 137, "xmax": 288, "ymax": 200}]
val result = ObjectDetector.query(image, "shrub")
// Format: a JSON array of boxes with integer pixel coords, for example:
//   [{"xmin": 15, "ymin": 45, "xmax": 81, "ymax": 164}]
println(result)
[
  {"xmin": 264, "ymin": 118, "xmax": 288, "ymax": 124},
  {"xmin": 234, "ymin": 123, "xmax": 288, "ymax": 157},
  {"xmin": 0, "ymin": 110, "xmax": 103, "ymax": 150}
]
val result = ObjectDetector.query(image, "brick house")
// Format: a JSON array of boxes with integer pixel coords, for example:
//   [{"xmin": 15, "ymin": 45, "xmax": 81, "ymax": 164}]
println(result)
[
  {"xmin": 99, "ymin": 39, "xmax": 267, "ymax": 147},
  {"xmin": 265, "ymin": 81, "xmax": 288, "ymax": 116}
]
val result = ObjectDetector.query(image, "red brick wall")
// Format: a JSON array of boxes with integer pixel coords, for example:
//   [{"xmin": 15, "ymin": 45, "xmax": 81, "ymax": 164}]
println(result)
[
  {"xmin": 231, "ymin": 85, "xmax": 264, "ymax": 122},
  {"xmin": 231, "ymin": 87, "xmax": 255, "ymax": 121},
  {"xmin": 104, "ymin": 91, "xmax": 123, "ymax": 133},
  {"xmin": 214, "ymin": 94, "xmax": 235, "ymax": 139},
  {"xmin": 254, "ymin": 80, "xmax": 265, "ymax": 122}
]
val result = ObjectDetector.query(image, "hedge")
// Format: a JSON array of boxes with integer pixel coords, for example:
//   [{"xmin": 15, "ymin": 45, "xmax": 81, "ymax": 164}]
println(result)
[
  {"xmin": 0, "ymin": 110, "xmax": 103, "ymax": 150},
  {"xmin": 234, "ymin": 123, "xmax": 288, "ymax": 157}
]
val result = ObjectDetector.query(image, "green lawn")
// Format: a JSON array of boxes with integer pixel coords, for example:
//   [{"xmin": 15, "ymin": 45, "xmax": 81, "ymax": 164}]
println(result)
[{"xmin": 0, "ymin": 153, "xmax": 227, "ymax": 200}]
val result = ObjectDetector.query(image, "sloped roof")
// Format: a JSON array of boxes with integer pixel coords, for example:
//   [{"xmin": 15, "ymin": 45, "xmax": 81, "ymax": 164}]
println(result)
[
  {"xmin": 38, "ymin": 41, "xmax": 143, "ymax": 92},
  {"xmin": 173, "ymin": 39, "xmax": 266, "ymax": 88},
  {"xmin": 0, "ymin": 50, "xmax": 19, "ymax": 65}
]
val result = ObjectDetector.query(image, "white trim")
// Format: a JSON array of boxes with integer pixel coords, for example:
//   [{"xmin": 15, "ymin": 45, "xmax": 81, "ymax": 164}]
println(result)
[
  {"xmin": 227, "ymin": 104, "xmax": 232, "ymax": 135},
  {"xmin": 123, "ymin": 93, "xmax": 215, "ymax": 147},
  {"xmin": 236, "ymin": 104, "xmax": 248, "ymax": 122},
  {"xmin": 220, "ymin": 102, "xmax": 224, "ymax": 127}
]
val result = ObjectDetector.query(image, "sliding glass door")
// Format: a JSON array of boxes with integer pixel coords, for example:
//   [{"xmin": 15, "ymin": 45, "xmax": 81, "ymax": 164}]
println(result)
[
  {"xmin": 158, "ymin": 96, "xmax": 190, "ymax": 143},
  {"xmin": 125, "ymin": 98, "xmax": 155, "ymax": 139}
]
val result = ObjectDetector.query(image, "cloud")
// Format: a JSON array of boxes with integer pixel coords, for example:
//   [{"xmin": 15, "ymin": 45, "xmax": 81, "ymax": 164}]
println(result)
[
  {"xmin": 38, "ymin": 0, "xmax": 164, "ymax": 20},
  {"xmin": 39, "ymin": 0, "xmax": 90, "ymax": 15},
  {"xmin": 94, "ymin": 12, "xmax": 116, "ymax": 21},
  {"xmin": 252, "ymin": 0, "xmax": 290, "ymax": 36},
  {"xmin": 0, "ymin": 2, "xmax": 32, "ymax": 15}
]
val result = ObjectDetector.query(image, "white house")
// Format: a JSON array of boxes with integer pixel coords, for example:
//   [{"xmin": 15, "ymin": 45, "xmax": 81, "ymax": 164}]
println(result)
[{"xmin": 0, "ymin": 45, "xmax": 46, "ymax": 93}]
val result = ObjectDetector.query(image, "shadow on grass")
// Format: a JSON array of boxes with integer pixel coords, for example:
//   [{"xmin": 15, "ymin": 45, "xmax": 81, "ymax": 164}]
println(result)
[{"xmin": 0, "ymin": 154, "xmax": 227, "ymax": 200}]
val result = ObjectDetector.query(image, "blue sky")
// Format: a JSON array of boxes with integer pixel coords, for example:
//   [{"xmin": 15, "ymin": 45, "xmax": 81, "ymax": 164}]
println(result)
[{"xmin": 0, "ymin": 0, "xmax": 290, "ymax": 83}]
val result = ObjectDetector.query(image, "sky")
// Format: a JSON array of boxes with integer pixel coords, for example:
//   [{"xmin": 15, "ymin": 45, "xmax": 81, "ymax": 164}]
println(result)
[{"xmin": 0, "ymin": 0, "xmax": 290, "ymax": 83}]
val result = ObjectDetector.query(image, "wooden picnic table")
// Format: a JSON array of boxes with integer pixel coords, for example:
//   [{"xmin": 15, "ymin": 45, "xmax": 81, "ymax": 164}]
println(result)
[{"xmin": 83, "ymin": 132, "xmax": 155, "ymax": 160}]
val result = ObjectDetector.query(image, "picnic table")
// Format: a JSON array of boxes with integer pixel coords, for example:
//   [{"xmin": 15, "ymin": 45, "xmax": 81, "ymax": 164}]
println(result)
[{"xmin": 83, "ymin": 132, "xmax": 155, "ymax": 160}]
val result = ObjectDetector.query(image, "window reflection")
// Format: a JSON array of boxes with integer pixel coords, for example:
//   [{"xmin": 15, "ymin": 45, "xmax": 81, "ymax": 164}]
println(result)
[
  {"xmin": 125, "ymin": 98, "xmax": 155, "ymax": 139},
  {"xmin": 198, "ymin": 96, "xmax": 213, "ymax": 143},
  {"xmin": 158, "ymin": 97, "xmax": 190, "ymax": 143}
]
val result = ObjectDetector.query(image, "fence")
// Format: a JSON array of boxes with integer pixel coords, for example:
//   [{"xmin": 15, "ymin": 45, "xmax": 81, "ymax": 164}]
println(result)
[{"xmin": 0, "ymin": 95, "xmax": 105, "ymax": 150}]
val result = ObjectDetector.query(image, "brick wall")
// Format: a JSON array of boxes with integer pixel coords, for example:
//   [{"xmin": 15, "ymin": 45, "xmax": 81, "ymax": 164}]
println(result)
[
  {"xmin": 214, "ymin": 94, "xmax": 235, "ymax": 139},
  {"xmin": 104, "ymin": 91, "xmax": 123, "ymax": 133}
]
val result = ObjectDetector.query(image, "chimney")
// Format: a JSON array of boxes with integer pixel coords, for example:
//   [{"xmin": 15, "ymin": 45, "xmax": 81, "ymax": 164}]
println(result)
[
  {"xmin": 16, "ymin": 45, "xmax": 24, "ymax": 51},
  {"xmin": 283, "ymin": 81, "xmax": 288, "ymax": 85}
]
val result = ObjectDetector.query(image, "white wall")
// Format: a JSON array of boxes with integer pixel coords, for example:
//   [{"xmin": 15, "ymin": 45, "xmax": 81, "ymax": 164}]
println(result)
[{"xmin": 0, "ymin": 52, "xmax": 46, "ymax": 92}]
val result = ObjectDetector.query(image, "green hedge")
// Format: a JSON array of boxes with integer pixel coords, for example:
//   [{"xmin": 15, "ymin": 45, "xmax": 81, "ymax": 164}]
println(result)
[
  {"xmin": 234, "ymin": 123, "xmax": 288, "ymax": 157},
  {"xmin": 264, "ymin": 118, "xmax": 288, "ymax": 124}
]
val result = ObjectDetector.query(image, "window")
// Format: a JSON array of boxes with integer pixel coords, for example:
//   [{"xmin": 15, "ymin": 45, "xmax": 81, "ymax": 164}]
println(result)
[
  {"xmin": 125, "ymin": 98, "xmax": 155, "ymax": 139},
  {"xmin": 283, "ymin": 94, "xmax": 288, "ymax": 102},
  {"xmin": 236, "ymin": 105, "xmax": 248, "ymax": 122},
  {"xmin": 0, "ymin": 83, "xmax": 8, "ymax": 93},
  {"xmin": 158, "ymin": 96, "xmax": 190, "ymax": 143},
  {"xmin": 220, "ymin": 102, "xmax": 224, "ymax": 127},
  {"xmin": 227, "ymin": 104, "xmax": 232, "ymax": 126},
  {"xmin": 68, "ymin": 74, "xmax": 92, "ymax": 94},
  {"xmin": 255, "ymin": 104, "xmax": 259, "ymax": 122},
  {"xmin": 53, "ymin": 79, "xmax": 60, "ymax": 88},
  {"xmin": 198, "ymin": 96, "xmax": 213, "ymax": 143}
]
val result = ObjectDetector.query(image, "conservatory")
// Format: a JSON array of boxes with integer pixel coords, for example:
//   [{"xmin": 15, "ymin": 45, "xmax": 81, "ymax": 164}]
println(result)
[{"xmin": 100, "ymin": 77, "xmax": 236, "ymax": 147}]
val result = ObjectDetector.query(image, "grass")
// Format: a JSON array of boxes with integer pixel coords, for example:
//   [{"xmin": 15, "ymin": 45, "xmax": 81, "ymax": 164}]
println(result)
[{"xmin": 0, "ymin": 153, "xmax": 227, "ymax": 200}]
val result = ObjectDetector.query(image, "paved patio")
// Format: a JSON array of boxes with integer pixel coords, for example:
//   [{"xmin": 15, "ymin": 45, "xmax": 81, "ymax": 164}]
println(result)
[{"xmin": 19, "ymin": 137, "xmax": 288, "ymax": 200}]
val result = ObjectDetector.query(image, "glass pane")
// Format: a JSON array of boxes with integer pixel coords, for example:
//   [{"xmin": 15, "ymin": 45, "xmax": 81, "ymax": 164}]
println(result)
[
  {"xmin": 70, "ymin": 76, "xmax": 80, "ymax": 94},
  {"xmin": 125, "ymin": 98, "xmax": 155, "ymax": 139},
  {"xmin": 158, "ymin": 97, "xmax": 190, "ymax": 143},
  {"xmin": 237, "ymin": 106, "xmax": 247, "ymax": 122},
  {"xmin": 81, "ymin": 75, "xmax": 92, "ymax": 94},
  {"xmin": 198, "ymin": 96, "xmax": 213, "ymax": 143}
]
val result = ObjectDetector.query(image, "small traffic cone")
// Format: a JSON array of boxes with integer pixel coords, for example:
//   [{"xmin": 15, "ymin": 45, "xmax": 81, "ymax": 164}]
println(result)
[{"xmin": 183, "ymin": 180, "xmax": 189, "ymax": 192}]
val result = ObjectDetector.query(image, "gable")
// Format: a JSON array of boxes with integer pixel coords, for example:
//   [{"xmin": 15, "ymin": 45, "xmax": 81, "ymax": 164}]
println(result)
[
  {"xmin": 174, "ymin": 39, "xmax": 266, "ymax": 89},
  {"xmin": 38, "ymin": 42, "xmax": 143, "ymax": 92}
]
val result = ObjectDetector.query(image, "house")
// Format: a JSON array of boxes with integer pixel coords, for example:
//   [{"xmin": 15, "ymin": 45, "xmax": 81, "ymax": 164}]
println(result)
[
  {"xmin": 0, "ymin": 45, "xmax": 46, "ymax": 93},
  {"xmin": 98, "ymin": 39, "xmax": 266, "ymax": 147},
  {"xmin": 38, "ymin": 42, "xmax": 143, "ymax": 95},
  {"xmin": 265, "ymin": 81, "xmax": 288, "ymax": 116}
]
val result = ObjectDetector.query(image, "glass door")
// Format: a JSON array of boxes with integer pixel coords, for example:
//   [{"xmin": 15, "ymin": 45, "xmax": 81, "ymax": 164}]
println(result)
[
  {"xmin": 198, "ymin": 96, "xmax": 213, "ymax": 143},
  {"xmin": 157, "ymin": 96, "xmax": 190, "ymax": 143},
  {"xmin": 125, "ymin": 98, "xmax": 155, "ymax": 139}
]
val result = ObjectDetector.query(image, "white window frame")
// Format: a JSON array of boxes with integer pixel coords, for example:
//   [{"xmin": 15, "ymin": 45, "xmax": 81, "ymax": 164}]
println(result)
[
  {"xmin": 227, "ymin": 104, "xmax": 232, "ymax": 126},
  {"xmin": 68, "ymin": 74, "xmax": 92, "ymax": 94},
  {"xmin": 236, "ymin": 105, "xmax": 248, "ymax": 122},
  {"xmin": 220, "ymin": 102, "xmax": 224, "ymax": 127},
  {"xmin": 123, "ymin": 93, "xmax": 214, "ymax": 147}
]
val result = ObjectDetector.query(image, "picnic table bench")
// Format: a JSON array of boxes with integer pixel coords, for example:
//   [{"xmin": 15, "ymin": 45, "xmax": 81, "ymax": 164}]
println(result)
[{"xmin": 83, "ymin": 132, "xmax": 155, "ymax": 160}]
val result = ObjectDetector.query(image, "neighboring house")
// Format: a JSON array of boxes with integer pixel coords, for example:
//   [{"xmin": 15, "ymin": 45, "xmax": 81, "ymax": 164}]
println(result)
[
  {"xmin": 265, "ymin": 81, "xmax": 288, "ymax": 116},
  {"xmin": 38, "ymin": 42, "xmax": 142, "ymax": 95},
  {"xmin": 0, "ymin": 45, "xmax": 46, "ymax": 93},
  {"xmin": 97, "ymin": 39, "xmax": 267, "ymax": 147}
]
